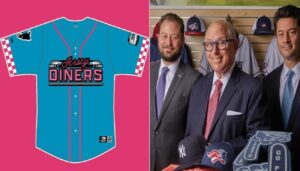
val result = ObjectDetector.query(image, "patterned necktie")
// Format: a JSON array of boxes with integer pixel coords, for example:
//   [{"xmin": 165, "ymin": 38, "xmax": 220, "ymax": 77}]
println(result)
[
  {"xmin": 204, "ymin": 79, "xmax": 223, "ymax": 139},
  {"xmin": 156, "ymin": 67, "xmax": 169, "ymax": 118},
  {"xmin": 282, "ymin": 70, "xmax": 295, "ymax": 130}
]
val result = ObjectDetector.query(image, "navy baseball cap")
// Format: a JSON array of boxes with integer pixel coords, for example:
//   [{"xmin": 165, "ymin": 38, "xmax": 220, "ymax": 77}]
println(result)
[
  {"xmin": 174, "ymin": 135, "xmax": 208, "ymax": 171},
  {"xmin": 252, "ymin": 15, "xmax": 274, "ymax": 35},
  {"xmin": 201, "ymin": 142, "xmax": 236, "ymax": 171},
  {"xmin": 185, "ymin": 15, "xmax": 206, "ymax": 36}
]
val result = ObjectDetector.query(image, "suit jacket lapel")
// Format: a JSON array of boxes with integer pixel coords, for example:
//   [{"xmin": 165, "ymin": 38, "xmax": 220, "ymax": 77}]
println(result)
[
  {"xmin": 200, "ymin": 73, "xmax": 213, "ymax": 134},
  {"xmin": 273, "ymin": 65, "xmax": 283, "ymax": 129},
  {"xmin": 156, "ymin": 62, "xmax": 184, "ymax": 128},
  {"xmin": 150, "ymin": 62, "xmax": 160, "ymax": 128},
  {"xmin": 288, "ymin": 75, "xmax": 300, "ymax": 131},
  {"xmin": 274, "ymin": 66, "xmax": 282, "ymax": 109},
  {"xmin": 208, "ymin": 67, "xmax": 239, "ymax": 138}
]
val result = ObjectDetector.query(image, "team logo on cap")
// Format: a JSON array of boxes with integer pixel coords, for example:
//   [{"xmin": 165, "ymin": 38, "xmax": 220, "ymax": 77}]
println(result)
[
  {"xmin": 178, "ymin": 144, "xmax": 186, "ymax": 158},
  {"xmin": 188, "ymin": 23, "xmax": 199, "ymax": 31},
  {"xmin": 207, "ymin": 149, "xmax": 227, "ymax": 164},
  {"xmin": 261, "ymin": 23, "xmax": 267, "ymax": 28}
]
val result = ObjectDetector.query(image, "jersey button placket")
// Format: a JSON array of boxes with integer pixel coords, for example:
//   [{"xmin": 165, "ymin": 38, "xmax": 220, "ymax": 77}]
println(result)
[
  {"xmin": 72, "ymin": 45, "xmax": 81, "ymax": 161},
  {"xmin": 71, "ymin": 90, "xmax": 80, "ymax": 161},
  {"xmin": 74, "ymin": 46, "xmax": 78, "ymax": 57},
  {"xmin": 73, "ymin": 93, "xmax": 79, "ymax": 134}
]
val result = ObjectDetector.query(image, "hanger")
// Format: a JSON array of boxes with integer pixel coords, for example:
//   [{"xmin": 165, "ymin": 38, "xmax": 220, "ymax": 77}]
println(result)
[{"xmin": 226, "ymin": 14, "xmax": 232, "ymax": 23}]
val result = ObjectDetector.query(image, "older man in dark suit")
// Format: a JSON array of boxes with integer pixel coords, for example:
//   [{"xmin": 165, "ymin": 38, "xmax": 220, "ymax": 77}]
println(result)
[
  {"xmin": 150, "ymin": 13, "xmax": 200, "ymax": 171},
  {"xmin": 262, "ymin": 5, "xmax": 300, "ymax": 170},
  {"xmin": 185, "ymin": 20, "xmax": 264, "ymax": 155}
]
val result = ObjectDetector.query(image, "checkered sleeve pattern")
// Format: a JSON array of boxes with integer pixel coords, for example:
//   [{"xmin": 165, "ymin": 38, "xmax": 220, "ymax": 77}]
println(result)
[
  {"xmin": 1, "ymin": 38, "xmax": 17, "ymax": 76},
  {"xmin": 134, "ymin": 38, "xmax": 149, "ymax": 76}
]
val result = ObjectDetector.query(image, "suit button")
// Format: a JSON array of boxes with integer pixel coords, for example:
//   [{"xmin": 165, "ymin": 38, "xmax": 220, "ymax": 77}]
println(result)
[{"xmin": 155, "ymin": 131, "xmax": 159, "ymax": 135}]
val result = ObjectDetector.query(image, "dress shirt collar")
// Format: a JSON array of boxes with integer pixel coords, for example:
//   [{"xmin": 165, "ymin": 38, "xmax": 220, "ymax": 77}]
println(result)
[
  {"xmin": 212, "ymin": 62, "xmax": 235, "ymax": 85},
  {"xmin": 159, "ymin": 57, "xmax": 180, "ymax": 74},
  {"xmin": 282, "ymin": 62, "xmax": 300, "ymax": 78}
]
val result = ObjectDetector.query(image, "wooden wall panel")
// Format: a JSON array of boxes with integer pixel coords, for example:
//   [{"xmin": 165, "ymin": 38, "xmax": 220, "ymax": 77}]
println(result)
[{"xmin": 150, "ymin": 8, "xmax": 278, "ymax": 71}]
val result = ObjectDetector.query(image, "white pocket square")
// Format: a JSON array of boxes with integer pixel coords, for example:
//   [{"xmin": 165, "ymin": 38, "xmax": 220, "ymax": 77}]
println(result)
[{"xmin": 226, "ymin": 110, "xmax": 243, "ymax": 116}]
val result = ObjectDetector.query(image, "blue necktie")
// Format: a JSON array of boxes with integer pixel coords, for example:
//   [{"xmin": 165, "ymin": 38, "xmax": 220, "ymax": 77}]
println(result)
[
  {"xmin": 156, "ymin": 67, "xmax": 169, "ymax": 118},
  {"xmin": 282, "ymin": 70, "xmax": 295, "ymax": 130}
]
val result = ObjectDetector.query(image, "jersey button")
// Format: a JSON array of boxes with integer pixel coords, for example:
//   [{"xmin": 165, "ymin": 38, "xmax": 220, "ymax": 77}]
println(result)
[{"xmin": 155, "ymin": 131, "xmax": 159, "ymax": 135}]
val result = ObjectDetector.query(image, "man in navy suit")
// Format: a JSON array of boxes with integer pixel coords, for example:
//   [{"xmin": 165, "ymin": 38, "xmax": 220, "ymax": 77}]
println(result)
[
  {"xmin": 262, "ymin": 5, "xmax": 300, "ymax": 170},
  {"xmin": 185, "ymin": 20, "xmax": 264, "ymax": 155}
]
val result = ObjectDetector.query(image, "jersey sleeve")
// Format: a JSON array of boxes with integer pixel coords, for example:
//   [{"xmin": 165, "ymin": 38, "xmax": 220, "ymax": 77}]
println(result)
[
  {"xmin": 107, "ymin": 26, "xmax": 149, "ymax": 77},
  {"xmin": 263, "ymin": 36, "xmax": 283, "ymax": 76},
  {"xmin": 237, "ymin": 34, "xmax": 261, "ymax": 77},
  {"xmin": 199, "ymin": 48, "xmax": 212, "ymax": 75},
  {"xmin": 0, "ymin": 27, "xmax": 42, "ymax": 76}
]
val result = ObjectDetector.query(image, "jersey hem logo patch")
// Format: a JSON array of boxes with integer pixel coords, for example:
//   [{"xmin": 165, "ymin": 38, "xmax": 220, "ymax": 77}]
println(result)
[{"xmin": 99, "ymin": 136, "xmax": 112, "ymax": 143}]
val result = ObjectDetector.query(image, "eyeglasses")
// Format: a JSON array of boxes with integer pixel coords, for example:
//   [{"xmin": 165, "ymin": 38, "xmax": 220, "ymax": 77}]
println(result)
[{"xmin": 203, "ymin": 39, "xmax": 235, "ymax": 51}]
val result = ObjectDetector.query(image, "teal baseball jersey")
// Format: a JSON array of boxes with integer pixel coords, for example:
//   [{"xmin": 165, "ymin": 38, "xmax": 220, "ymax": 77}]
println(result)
[{"xmin": 0, "ymin": 17, "xmax": 149, "ymax": 163}]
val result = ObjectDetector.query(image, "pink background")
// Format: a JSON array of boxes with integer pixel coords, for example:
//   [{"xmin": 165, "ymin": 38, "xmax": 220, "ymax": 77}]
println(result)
[{"xmin": 0, "ymin": 0, "xmax": 149, "ymax": 170}]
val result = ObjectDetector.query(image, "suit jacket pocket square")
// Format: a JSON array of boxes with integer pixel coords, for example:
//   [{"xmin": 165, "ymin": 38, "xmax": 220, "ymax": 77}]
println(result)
[{"xmin": 226, "ymin": 110, "xmax": 243, "ymax": 116}]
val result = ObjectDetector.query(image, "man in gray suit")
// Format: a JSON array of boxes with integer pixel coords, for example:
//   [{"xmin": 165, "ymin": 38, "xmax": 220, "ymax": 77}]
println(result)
[{"xmin": 150, "ymin": 13, "xmax": 200, "ymax": 171}]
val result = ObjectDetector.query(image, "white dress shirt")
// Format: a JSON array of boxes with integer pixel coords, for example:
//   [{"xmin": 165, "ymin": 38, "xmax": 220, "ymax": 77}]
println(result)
[
  {"xmin": 158, "ymin": 58, "xmax": 180, "ymax": 99},
  {"xmin": 210, "ymin": 63, "xmax": 235, "ymax": 98}
]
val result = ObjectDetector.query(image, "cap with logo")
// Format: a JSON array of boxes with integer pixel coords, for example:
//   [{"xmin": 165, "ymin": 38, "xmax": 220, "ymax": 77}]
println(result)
[
  {"xmin": 201, "ymin": 142, "xmax": 236, "ymax": 171},
  {"xmin": 174, "ymin": 135, "xmax": 208, "ymax": 171},
  {"xmin": 175, "ymin": 137, "xmax": 236, "ymax": 171},
  {"xmin": 252, "ymin": 15, "xmax": 274, "ymax": 35},
  {"xmin": 185, "ymin": 15, "xmax": 206, "ymax": 36}
]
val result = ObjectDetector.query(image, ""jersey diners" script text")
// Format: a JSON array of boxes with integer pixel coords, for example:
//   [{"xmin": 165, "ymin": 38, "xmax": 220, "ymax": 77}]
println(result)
[{"xmin": 48, "ymin": 56, "xmax": 103, "ymax": 86}]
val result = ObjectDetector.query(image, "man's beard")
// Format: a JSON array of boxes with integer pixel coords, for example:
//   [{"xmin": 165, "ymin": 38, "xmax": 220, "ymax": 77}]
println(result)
[{"xmin": 160, "ymin": 48, "xmax": 181, "ymax": 62}]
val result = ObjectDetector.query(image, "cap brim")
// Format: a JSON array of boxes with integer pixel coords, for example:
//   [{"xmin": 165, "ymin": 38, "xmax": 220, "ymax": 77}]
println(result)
[
  {"xmin": 185, "ymin": 32, "xmax": 205, "ymax": 36},
  {"xmin": 174, "ymin": 162, "xmax": 203, "ymax": 171},
  {"xmin": 200, "ymin": 163, "xmax": 232, "ymax": 171},
  {"xmin": 254, "ymin": 30, "xmax": 273, "ymax": 35},
  {"xmin": 175, "ymin": 163, "xmax": 221, "ymax": 171}
]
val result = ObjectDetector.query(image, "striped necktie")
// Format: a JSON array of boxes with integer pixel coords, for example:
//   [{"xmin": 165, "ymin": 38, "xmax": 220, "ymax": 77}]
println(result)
[{"xmin": 204, "ymin": 79, "xmax": 223, "ymax": 139}]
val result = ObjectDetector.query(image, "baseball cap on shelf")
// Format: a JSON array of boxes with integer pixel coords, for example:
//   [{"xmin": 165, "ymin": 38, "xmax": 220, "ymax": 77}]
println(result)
[
  {"xmin": 252, "ymin": 15, "xmax": 274, "ymax": 35},
  {"xmin": 185, "ymin": 15, "xmax": 206, "ymax": 36},
  {"xmin": 152, "ymin": 22, "xmax": 160, "ymax": 40},
  {"xmin": 201, "ymin": 142, "xmax": 236, "ymax": 171},
  {"xmin": 174, "ymin": 135, "xmax": 208, "ymax": 171}
]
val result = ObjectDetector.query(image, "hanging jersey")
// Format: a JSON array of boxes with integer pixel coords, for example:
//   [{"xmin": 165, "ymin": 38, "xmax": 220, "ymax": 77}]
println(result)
[{"xmin": 263, "ymin": 36, "xmax": 283, "ymax": 76}]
